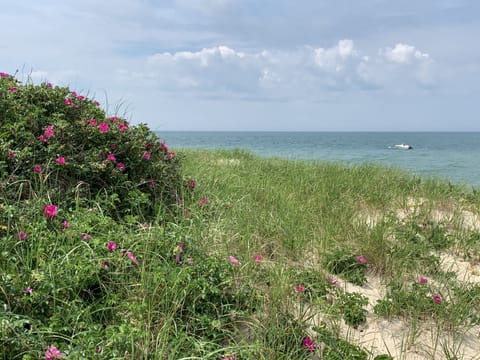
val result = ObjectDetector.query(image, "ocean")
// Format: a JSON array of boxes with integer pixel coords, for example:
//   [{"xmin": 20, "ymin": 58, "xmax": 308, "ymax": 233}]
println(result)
[{"xmin": 157, "ymin": 132, "xmax": 480, "ymax": 188}]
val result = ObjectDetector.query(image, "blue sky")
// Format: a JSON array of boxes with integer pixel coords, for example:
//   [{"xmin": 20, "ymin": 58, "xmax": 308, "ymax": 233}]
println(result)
[{"xmin": 2, "ymin": 0, "xmax": 479, "ymax": 131}]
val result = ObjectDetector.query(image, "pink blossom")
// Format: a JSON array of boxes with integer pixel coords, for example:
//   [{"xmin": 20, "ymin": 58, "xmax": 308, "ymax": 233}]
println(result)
[
  {"xmin": 45, "ymin": 345, "xmax": 64, "ymax": 359},
  {"xmin": 98, "ymin": 122, "xmax": 109, "ymax": 133},
  {"xmin": 102, "ymin": 261, "xmax": 110, "ymax": 268},
  {"xmin": 253, "ymin": 255, "xmax": 263, "ymax": 263},
  {"xmin": 89, "ymin": 118, "xmax": 97, "ymax": 126},
  {"xmin": 70, "ymin": 91, "xmax": 78, "ymax": 97},
  {"xmin": 189, "ymin": 180, "xmax": 196, "ymax": 190},
  {"xmin": 44, "ymin": 125, "xmax": 54, "ymax": 138},
  {"xmin": 118, "ymin": 122, "xmax": 129, "ymax": 132},
  {"xmin": 108, "ymin": 116, "xmax": 119, "ymax": 122},
  {"xmin": 63, "ymin": 220, "xmax": 70, "ymax": 229},
  {"xmin": 295, "ymin": 284, "xmax": 305, "ymax": 293},
  {"xmin": 302, "ymin": 336, "xmax": 316, "ymax": 351},
  {"xmin": 38, "ymin": 135, "xmax": 48, "ymax": 143},
  {"xmin": 356, "ymin": 256, "xmax": 367, "ymax": 264},
  {"xmin": 8, "ymin": 152, "xmax": 15, "ymax": 159},
  {"xmin": 76, "ymin": 95, "xmax": 85, "ymax": 100},
  {"xmin": 95, "ymin": 101, "xmax": 101, "ymax": 106},
  {"xmin": 198, "ymin": 197, "xmax": 209, "ymax": 206},
  {"xmin": 34, "ymin": 165, "xmax": 42, "ymax": 173},
  {"xmin": 222, "ymin": 354, "xmax": 237, "ymax": 360},
  {"xmin": 145, "ymin": 142, "xmax": 152, "ymax": 150},
  {"xmin": 107, "ymin": 241, "xmax": 117, "ymax": 251},
  {"xmin": 160, "ymin": 142, "xmax": 169, "ymax": 152},
  {"xmin": 327, "ymin": 275, "xmax": 340, "ymax": 286},
  {"xmin": 23, "ymin": 287, "xmax": 33, "ymax": 295},
  {"xmin": 126, "ymin": 251, "xmax": 139, "ymax": 265},
  {"xmin": 64, "ymin": 99, "xmax": 72, "ymax": 105},
  {"xmin": 433, "ymin": 294, "xmax": 443, "ymax": 303},
  {"xmin": 116, "ymin": 162, "xmax": 126, "ymax": 171},
  {"xmin": 82, "ymin": 234, "xmax": 92, "ymax": 240},
  {"xmin": 0, "ymin": 72, "xmax": 9, "ymax": 78},
  {"xmin": 46, "ymin": 82, "xmax": 52, "ymax": 88},
  {"xmin": 17, "ymin": 232, "xmax": 28, "ymax": 240},
  {"xmin": 43, "ymin": 205, "xmax": 58, "ymax": 218},
  {"xmin": 9, "ymin": 86, "xmax": 17, "ymax": 92},
  {"xmin": 55, "ymin": 157, "xmax": 65, "ymax": 165},
  {"xmin": 107, "ymin": 153, "xmax": 116, "ymax": 161},
  {"xmin": 229, "ymin": 255, "xmax": 241, "ymax": 266},
  {"xmin": 143, "ymin": 151, "xmax": 151, "ymax": 160},
  {"xmin": 417, "ymin": 277, "xmax": 428, "ymax": 284},
  {"xmin": 167, "ymin": 152, "xmax": 175, "ymax": 159}
]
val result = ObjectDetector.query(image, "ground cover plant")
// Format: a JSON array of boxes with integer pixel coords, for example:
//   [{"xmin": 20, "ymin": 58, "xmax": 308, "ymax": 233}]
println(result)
[{"xmin": 2, "ymin": 72, "xmax": 480, "ymax": 359}]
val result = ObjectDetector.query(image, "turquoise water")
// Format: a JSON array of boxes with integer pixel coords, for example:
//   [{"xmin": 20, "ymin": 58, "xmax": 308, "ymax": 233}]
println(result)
[{"xmin": 158, "ymin": 132, "xmax": 480, "ymax": 187}]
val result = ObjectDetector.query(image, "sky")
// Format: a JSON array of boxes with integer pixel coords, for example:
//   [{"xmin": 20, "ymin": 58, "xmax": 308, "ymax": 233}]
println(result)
[{"xmin": 2, "ymin": 0, "xmax": 480, "ymax": 131}]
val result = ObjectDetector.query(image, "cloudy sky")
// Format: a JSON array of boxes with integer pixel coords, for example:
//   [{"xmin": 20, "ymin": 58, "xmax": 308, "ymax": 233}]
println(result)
[{"xmin": 2, "ymin": 0, "xmax": 479, "ymax": 131}]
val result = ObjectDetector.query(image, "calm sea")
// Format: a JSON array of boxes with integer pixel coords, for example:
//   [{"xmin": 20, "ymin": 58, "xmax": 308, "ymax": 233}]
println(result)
[{"xmin": 157, "ymin": 132, "xmax": 480, "ymax": 188}]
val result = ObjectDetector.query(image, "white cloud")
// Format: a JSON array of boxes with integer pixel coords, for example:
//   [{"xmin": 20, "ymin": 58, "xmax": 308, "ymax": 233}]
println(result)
[{"xmin": 382, "ymin": 43, "xmax": 430, "ymax": 64}]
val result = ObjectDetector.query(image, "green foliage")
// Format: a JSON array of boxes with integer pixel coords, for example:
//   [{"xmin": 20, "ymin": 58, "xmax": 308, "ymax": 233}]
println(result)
[
  {"xmin": 324, "ymin": 247, "xmax": 368, "ymax": 286},
  {"xmin": 0, "ymin": 74, "xmax": 186, "ymax": 220},
  {"xmin": 315, "ymin": 327, "xmax": 369, "ymax": 360},
  {"xmin": 339, "ymin": 291, "xmax": 368, "ymax": 328}
]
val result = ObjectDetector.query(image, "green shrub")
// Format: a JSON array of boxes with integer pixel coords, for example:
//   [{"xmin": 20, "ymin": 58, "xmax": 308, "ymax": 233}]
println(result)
[{"xmin": 0, "ymin": 73, "xmax": 187, "ymax": 220}]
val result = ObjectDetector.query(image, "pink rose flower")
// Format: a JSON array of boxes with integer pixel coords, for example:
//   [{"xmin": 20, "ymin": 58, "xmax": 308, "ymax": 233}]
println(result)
[
  {"xmin": 167, "ymin": 152, "xmax": 175, "ymax": 159},
  {"xmin": 89, "ymin": 118, "xmax": 97, "ymax": 126},
  {"xmin": 34, "ymin": 165, "xmax": 42, "ymax": 173},
  {"xmin": 253, "ymin": 255, "xmax": 263, "ymax": 263},
  {"xmin": 229, "ymin": 255, "xmax": 241, "ymax": 266},
  {"xmin": 17, "ymin": 232, "xmax": 28, "ymax": 240},
  {"xmin": 9, "ymin": 86, "xmax": 18, "ymax": 92},
  {"xmin": 43, "ymin": 205, "xmax": 58, "ymax": 218},
  {"xmin": 126, "ymin": 251, "xmax": 139, "ymax": 265},
  {"xmin": 64, "ymin": 99, "xmax": 72, "ymax": 105},
  {"xmin": 44, "ymin": 125, "xmax": 54, "ymax": 139},
  {"xmin": 98, "ymin": 122, "xmax": 109, "ymax": 133},
  {"xmin": 327, "ymin": 275, "xmax": 340, "ymax": 286},
  {"xmin": 295, "ymin": 284, "xmax": 305, "ymax": 293},
  {"xmin": 107, "ymin": 241, "xmax": 117, "ymax": 251},
  {"xmin": 116, "ymin": 162, "xmax": 126, "ymax": 171},
  {"xmin": 417, "ymin": 277, "xmax": 428, "ymax": 284},
  {"xmin": 143, "ymin": 152, "xmax": 151, "ymax": 160},
  {"xmin": 107, "ymin": 153, "xmax": 116, "ymax": 161},
  {"xmin": 118, "ymin": 122, "xmax": 129, "ymax": 132},
  {"xmin": 356, "ymin": 256, "xmax": 367, "ymax": 264},
  {"xmin": 56, "ymin": 157, "xmax": 65, "ymax": 165},
  {"xmin": 45, "ymin": 345, "xmax": 64, "ymax": 359},
  {"xmin": 198, "ymin": 197, "xmax": 209, "ymax": 206},
  {"xmin": 433, "ymin": 294, "xmax": 443, "ymax": 303},
  {"xmin": 23, "ymin": 287, "xmax": 33, "ymax": 295},
  {"xmin": 8, "ymin": 152, "xmax": 15, "ymax": 159},
  {"xmin": 302, "ymin": 336, "xmax": 316, "ymax": 351}
]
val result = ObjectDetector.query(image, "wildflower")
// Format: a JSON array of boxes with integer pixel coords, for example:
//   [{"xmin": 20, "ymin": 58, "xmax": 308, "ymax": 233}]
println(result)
[
  {"xmin": 143, "ymin": 151, "xmax": 151, "ymax": 160},
  {"xmin": 63, "ymin": 220, "xmax": 70, "ymax": 229},
  {"xmin": 107, "ymin": 241, "xmax": 117, "ymax": 251},
  {"xmin": 167, "ymin": 152, "xmax": 175, "ymax": 159},
  {"xmin": 17, "ymin": 232, "xmax": 28, "ymax": 240},
  {"xmin": 46, "ymin": 82, "xmax": 52, "ymax": 88},
  {"xmin": 55, "ymin": 157, "xmax": 65, "ymax": 165},
  {"xmin": 126, "ymin": 251, "xmax": 139, "ymax": 265},
  {"xmin": 9, "ymin": 86, "xmax": 18, "ymax": 92},
  {"xmin": 222, "ymin": 354, "xmax": 237, "ymax": 360},
  {"xmin": 160, "ymin": 142, "xmax": 169, "ymax": 151},
  {"xmin": 43, "ymin": 205, "xmax": 58, "ymax": 218},
  {"xmin": 302, "ymin": 336, "xmax": 316, "ymax": 351},
  {"xmin": 70, "ymin": 91, "xmax": 78, "ymax": 97},
  {"xmin": 356, "ymin": 256, "xmax": 367, "ymax": 264},
  {"xmin": 89, "ymin": 118, "xmax": 97, "ymax": 126},
  {"xmin": 95, "ymin": 101, "xmax": 101, "ymax": 106},
  {"xmin": 107, "ymin": 153, "xmax": 116, "ymax": 161},
  {"xmin": 229, "ymin": 255, "xmax": 241, "ymax": 266},
  {"xmin": 118, "ymin": 122, "xmax": 129, "ymax": 132},
  {"xmin": 7, "ymin": 152, "xmax": 15, "ymax": 159},
  {"xmin": 108, "ymin": 116, "xmax": 119, "ymax": 122},
  {"xmin": 45, "ymin": 345, "xmax": 64, "ymax": 359},
  {"xmin": 295, "ymin": 284, "xmax": 306, "ymax": 293},
  {"xmin": 198, "ymin": 197, "xmax": 209, "ymax": 206},
  {"xmin": 76, "ymin": 95, "xmax": 85, "ymax": 100},
  {"xmin": 327, "ymin": 275, "xmax": 340, "ymax": 286},
  {"xmin": 417, "ymin": 277, "xmax": 428, "ymax": 284},
  {"xmin": 253, "ymin": 255, "xmax": 263, "ymax": 263},
  {"xmin": 98, "ymin": 121, "xmax": 109, "ymax": 133},
  {"xmin": 82, "ymin": 233, "xmax": 92, "ymax": 240},
  {"xmin": 23, "ymin": 287, "xmax": 33, "ymax": 295},
  {"xmin": 0, "ymin": 72, "xmax": 9, "ymax": 78},
  {"xmin": 44, "ymin": 125, "xmax": 54, "ymax": 139},
  {"xmin": 64, "ymin": 99, "xmax": 72, "ymax": 105},
  {"xmin": 39, "ymin": 135, "xmax": 48, "ymax": 143},
  {"xmin": 116, "ymin": 162, "xmax": 126, "ymax": 171},
  {"xmin": 433, "ymin": 294, "xmax": 443, "ymax": 303},
  {"xmin": 101, "ymin": 261, "xmax": 110, "ymax": 268},
  {"xmin": 145, "ymin": 142, "xmax": 152, "ymax": 150},
  {"xmin": 189, "ymin": 179, "xmax": 196, "ymax": 190}
]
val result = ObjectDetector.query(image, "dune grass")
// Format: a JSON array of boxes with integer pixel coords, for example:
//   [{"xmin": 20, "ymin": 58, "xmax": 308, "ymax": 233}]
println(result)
[{"xmin": 4, "ymin": 148, "xmax": 480, "ymax": 359}]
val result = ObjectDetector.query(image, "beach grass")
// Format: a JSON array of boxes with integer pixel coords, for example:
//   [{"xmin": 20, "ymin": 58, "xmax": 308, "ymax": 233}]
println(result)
[{"xmin": 4, "ymin": 148, "xmax": 480, "ymax": 359}]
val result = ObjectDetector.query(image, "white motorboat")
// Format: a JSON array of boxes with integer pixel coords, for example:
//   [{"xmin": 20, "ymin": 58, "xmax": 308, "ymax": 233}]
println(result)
[{"xmin": 392, "ymin": 144, "xmax": 412, "ymax": 150}]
